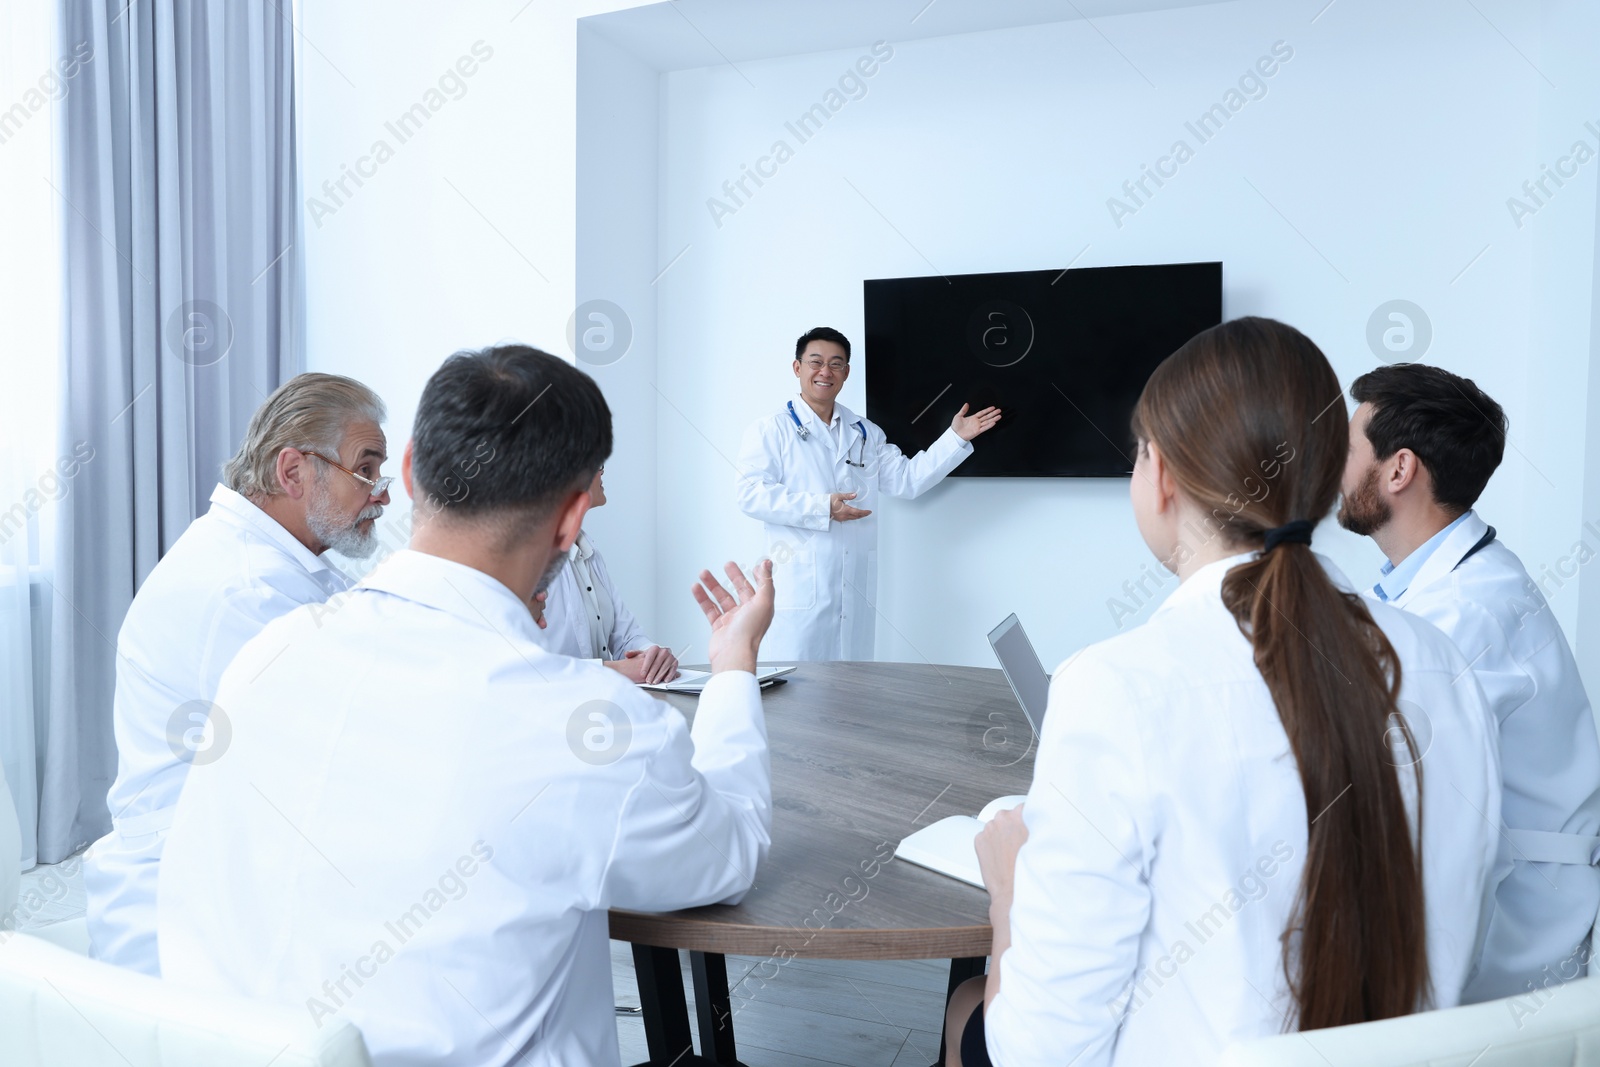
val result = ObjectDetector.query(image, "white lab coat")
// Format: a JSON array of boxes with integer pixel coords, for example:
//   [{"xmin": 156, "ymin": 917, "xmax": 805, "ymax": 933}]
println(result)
[
  {"xmin": 735, "ymin": 396, "xmax": 972, "ymax": 661},
  {"xmin": 1373, "ymin": 511, "xmax": 1600, "ymax": 1003},
  {"xmin": 157, "ymin": 548, "xmax": 771, "ymax": 1067},
  {"xmin": 530, "ymin": 530, "xmax": 651, "ymax": 663},
  {"xmin": 985, "ymin": 552, "xmax": 1502, "ymax": 1067},
  {"xmin": 83, "ymin": 485, "xmax": 349, "ymax": 975}
]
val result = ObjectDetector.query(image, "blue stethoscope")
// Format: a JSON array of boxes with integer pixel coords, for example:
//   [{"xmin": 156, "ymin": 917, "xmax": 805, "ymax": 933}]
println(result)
[{"xmin": 788, "ymin": 400, "xmax": 868, "ymax": 467}]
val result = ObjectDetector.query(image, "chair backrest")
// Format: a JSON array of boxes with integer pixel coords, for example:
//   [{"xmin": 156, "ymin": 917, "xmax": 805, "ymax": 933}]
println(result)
[
  {"xmin": 1220, "ymin": 977, "xmax": 1600, "ymax": 1066},
  {"xmin": 0, "ymin": 932, "xmax": 373, "ymax": 1067},
  {"xmin": 0, "ymin": 759, "xmax": 20, "ymax": 923}
]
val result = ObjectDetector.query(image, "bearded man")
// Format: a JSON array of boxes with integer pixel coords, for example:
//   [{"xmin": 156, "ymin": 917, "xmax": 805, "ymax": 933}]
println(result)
[
  {"xmin": 83, "ymin": 373, "xmax": 390, "ymax": 975},
  {"xmin": 1339, "ymin": 362, "xmax": 1600, "ymax": 1003}
]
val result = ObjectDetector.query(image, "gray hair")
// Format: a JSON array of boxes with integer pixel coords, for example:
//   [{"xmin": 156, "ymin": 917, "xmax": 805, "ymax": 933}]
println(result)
[{"xmin": 223, "ymin": 373, "xmax": 386, "ymax": 499}]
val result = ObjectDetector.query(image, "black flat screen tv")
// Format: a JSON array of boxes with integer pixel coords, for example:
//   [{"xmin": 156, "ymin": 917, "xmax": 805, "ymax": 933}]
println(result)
[{"xmin": 863, "ymin": 262, "xmax": 1222, "ymax": 477}]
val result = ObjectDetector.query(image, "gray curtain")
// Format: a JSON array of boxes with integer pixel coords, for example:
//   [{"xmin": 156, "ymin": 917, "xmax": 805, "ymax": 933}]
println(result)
[{"xmin": 41, "ymin": 0, "xmax": 301, "ymax": 863}]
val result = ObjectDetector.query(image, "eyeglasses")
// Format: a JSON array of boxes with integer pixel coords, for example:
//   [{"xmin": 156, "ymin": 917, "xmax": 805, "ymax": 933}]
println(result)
[
  {"xmin": 801, "ymin": 357, "xmax": 848, "ymax": 372},
  {"xmin": 302, "ymin": 450, "xmax": 393, "ymax": 496}
]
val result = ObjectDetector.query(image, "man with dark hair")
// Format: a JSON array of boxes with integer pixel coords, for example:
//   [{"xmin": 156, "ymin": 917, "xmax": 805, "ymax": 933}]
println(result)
[
  {"xmin": 736, "ymin": 325, "xmax": 1000, "ymax": 660},
  {"xmin": 158, "ymin": 345, "xmax": 775, "ymax": 1066},
  {"xmin": 1339, "ymin": 362, "xmax": 1599, "ymax": 1003}
]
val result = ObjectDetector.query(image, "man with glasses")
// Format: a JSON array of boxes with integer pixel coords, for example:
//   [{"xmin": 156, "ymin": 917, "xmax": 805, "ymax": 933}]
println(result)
[
  {"xmin": 736, "ymin": 325, "xmax": 1001, "ymax": 660},
  {"xmin": 83, "ymin": 373, "xmax": 389, "ymax": 975}
]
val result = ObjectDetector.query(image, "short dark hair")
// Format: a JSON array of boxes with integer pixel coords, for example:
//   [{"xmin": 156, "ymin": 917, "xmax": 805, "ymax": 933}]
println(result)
[
  {"xmin": 794, "ymin": 326, "xmax": 851, "ymax": 361},
  {"xmin": 1349, "ymin": 363, "xmax": 1506, "ymax": 514},
  {"xmin": 412, "ymin": 344, "xmax": 612, "ymax": 522}
]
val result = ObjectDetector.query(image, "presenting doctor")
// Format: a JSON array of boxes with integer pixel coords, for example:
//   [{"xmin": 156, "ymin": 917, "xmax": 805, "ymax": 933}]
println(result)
[{"xmin": 735, "ymin": 326, "xmax": 1000, "ymax": 661}]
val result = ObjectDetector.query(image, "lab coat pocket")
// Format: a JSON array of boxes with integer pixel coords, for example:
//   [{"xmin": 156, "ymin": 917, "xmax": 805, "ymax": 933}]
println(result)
[{"xmin": 773, "ymin": 548, "xmax": 818, "ymax": 612}]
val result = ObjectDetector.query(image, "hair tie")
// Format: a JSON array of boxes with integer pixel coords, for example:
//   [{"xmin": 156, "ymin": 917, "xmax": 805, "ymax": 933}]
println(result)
[{"xmin": 1262, "ymin": 519, "xmax": 1314, "ymax": 553}]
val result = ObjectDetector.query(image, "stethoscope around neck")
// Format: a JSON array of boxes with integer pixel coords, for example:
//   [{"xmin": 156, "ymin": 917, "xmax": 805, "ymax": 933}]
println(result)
[{"xmin": 788, "ymin": 400, "xmax": 868, "ymax": 467}]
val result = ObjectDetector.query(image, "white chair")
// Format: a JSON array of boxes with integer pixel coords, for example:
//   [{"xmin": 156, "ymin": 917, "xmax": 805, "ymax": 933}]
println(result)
[
  {"xmin": 1221, "ymin": 977, "xmax": 1600, "ymax": 1066},
  {"xmin": 1, "ymin": 758, "xmax": 92, "ymax": 952},
  {"xmin": 0, "ymin": 932, "xmax": 372, "ymax": 1067},
  {"xmin": 0, "ymin": 759, "xmax": 21, "ymax": 923}
]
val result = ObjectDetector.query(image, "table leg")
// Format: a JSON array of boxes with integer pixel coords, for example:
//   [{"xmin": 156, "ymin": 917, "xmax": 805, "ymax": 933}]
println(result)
[
  {"xmin": 632, "ymin": 944, "xmax": 695, "ymax": 1066},
  {"xmin": 689, "ymin": 951, "xmax": 745, "ymax": 1064},
  {"xmin": 933, "ymin": 957, "xmax": 988, "ymax": 1067}
]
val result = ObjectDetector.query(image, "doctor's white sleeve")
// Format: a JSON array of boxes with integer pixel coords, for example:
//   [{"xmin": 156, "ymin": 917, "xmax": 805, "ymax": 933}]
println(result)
[
  {"xmin": 734, "ymin": 421, "xmax": 830, "ymax": 530},
  {"xmin": 601, "ymin": 672, "xmax": 771, "ymax": 911},
  {"xmin": 873, "ymin": 425, "xmax": 972, "ymax": 500},
  {"xmin": 986, "ymin": 655, "xmax": 1153, "ymax": 1067}
]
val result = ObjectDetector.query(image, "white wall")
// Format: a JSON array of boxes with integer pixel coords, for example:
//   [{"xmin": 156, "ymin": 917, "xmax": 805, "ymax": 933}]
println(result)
[
  {"xmin": 296, "ymin": 0, "xmax": 639, "ymax": 571},
  {"xmin": 300, "ymin": 0, "xmax": 1600, "ymax": 677},
  {"xmin": 642, "ymin": 0, "xmax": 1599, "ymax": 669},
  {"xmin": 574, "ymin": 24, "xmax": 661, "ymax": 645}
]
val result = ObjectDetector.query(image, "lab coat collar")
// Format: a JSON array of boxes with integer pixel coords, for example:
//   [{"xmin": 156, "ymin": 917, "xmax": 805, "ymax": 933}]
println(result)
[
  {"xmin": 832, "ymin": 402, "xmax": 866, "ymax": 463},
  {"xmin": 790, "ymin": 395, "xmax": 854, "ymax": 432},
  {"xmin": 1152, "ymin": 549, "xmax": 1358, "ymax": 619},
  {"xmin": 790, "ymin": 396, "xmax": 862, "ymax": 463},
  {"xmin": 207, "ymin": 484, "xmax": 337, "ymax": 580},
  {"xmin": 1374, "ymin": 510, "xmax": 1474, "ymax": 603},
  {"xmin": 358, "ymin": 548, "xmax": 541, "ymax": 644},
  {"xmin": 1391, "ymin": 510, "xmax": 1490, "ymax": 609}
]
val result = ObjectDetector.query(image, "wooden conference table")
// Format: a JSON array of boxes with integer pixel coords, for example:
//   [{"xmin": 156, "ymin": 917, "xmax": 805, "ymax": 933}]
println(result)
[{"xmin": 609, "ymin": 661, "xmax": 1037, "ymax": 1067}]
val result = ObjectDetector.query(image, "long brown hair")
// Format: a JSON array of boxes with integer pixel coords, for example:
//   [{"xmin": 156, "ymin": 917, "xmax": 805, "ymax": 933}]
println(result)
[{"xmin": 1131, "ymin": 316, "xmax": 1428, "ymax": 1029}]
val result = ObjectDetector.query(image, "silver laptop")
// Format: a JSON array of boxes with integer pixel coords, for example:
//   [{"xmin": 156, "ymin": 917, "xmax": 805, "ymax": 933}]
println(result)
[{"xmin": 987, "ymin": 613, "xmax": 1051, "ymax": 737}]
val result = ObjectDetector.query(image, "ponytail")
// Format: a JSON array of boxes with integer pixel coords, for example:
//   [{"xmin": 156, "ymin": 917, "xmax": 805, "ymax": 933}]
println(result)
[
  {"xmin": 1221, "ymin": 542, "xmax": 1427, "ymax": 1028},
  {"xmin": 1133, "ymin": 317, "xmax": 1429, "ymax": 1028}
]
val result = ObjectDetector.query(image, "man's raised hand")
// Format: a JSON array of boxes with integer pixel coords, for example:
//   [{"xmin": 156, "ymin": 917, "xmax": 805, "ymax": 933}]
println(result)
[{"xmin": 694, "ymin": 560, "xmax": 774, "ymax": 675}]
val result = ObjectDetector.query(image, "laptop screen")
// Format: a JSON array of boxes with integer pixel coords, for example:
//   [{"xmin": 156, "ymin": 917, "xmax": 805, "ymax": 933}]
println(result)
[{"xmin": 987, "ymin": 613, "xmax": 1051, "ymax": 737}]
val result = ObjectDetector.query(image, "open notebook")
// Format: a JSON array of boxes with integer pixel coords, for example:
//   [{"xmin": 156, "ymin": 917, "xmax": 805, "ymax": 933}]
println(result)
[{"xmin": 895, "ymin": 795, "xmax": 1027, "ymax": 888}]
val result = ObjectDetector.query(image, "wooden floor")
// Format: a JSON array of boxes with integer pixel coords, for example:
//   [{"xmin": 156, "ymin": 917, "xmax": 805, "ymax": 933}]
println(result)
[
  {"xmin": 611, "ymin": 940, "xmax": 951, "ymax": 1067},
  {"xmin": 19, "ymin": 856, "xmax": 954, "ymax": 1066}
]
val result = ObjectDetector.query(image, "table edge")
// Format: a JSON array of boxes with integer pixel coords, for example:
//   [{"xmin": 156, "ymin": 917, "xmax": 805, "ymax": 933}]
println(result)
[{"xmin": 608, "ymin": 910, "xmax": 994, "ymax": 961}]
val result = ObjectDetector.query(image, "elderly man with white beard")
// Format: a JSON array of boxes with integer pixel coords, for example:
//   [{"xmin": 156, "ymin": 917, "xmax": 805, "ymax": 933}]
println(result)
[{"xmin": 83, "ymin": 372, "xmax": 390, "ymax": 976}]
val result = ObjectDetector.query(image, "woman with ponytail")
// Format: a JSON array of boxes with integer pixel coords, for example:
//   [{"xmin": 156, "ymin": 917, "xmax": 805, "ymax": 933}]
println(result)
[{"xmin": 943, "ymin": 318, "xmax": 1501, "ymax": 1066}]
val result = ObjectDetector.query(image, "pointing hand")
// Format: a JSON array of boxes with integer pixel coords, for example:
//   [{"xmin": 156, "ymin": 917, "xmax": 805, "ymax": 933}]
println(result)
[{"xmin": 953, "ymin": 403, "xmax": 1002, "ymax": 442}]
